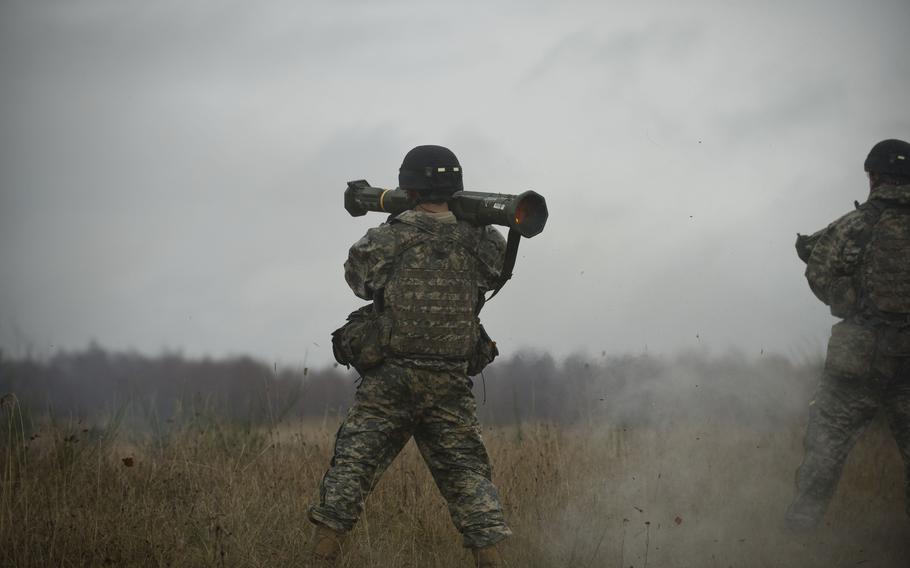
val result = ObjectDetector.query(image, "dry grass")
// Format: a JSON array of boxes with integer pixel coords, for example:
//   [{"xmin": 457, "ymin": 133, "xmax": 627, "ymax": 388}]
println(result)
[{"xmin": 1, "ymin": 396, "xmax": 908, "ymax": 568}]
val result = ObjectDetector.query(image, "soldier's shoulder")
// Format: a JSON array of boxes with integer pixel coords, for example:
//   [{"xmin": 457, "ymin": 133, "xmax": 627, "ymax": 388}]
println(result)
[
  {"xmin": 361, "ymin": 221, "xmax": 397, "ymax": 240},
  {"xmin": 480, "ymin": 224, "xmax": 507, "ymax": 249},
  {"xmin": 350, "ymin": 221, "xmax": 399, "ymax": 252},
  {"xmin": 479, "ymin": 223, "xmax": 506, "ymax": 241},
  {"xmin": 392, "ymin": 210, "xmax": 421, "ymax": 225},
  {"xmin": 825, "ymin": 206, "xmax": 871, "ymax": 233},
  {"xmin": 453, "ymin": 220, "xmax": 505, "ymax": 247},
  {"xmin": 474, "ymin": 225, "xmax": 506, "ymax": 270}
]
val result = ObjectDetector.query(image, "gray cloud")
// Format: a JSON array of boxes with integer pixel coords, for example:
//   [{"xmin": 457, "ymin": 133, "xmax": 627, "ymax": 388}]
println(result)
[{"xmin": 1, "ymin": 0, "xmax": 908, "ymax": 365}]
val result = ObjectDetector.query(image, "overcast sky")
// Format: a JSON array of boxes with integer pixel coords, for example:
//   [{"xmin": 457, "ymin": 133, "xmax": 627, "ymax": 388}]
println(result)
[{"xmin": 1, "ymin": 0, "xmax": 908, "ymax": 367}]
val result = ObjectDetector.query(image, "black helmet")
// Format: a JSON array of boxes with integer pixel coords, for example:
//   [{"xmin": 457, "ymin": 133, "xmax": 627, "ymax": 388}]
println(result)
[
  {"xmin": 398, "ymin": 145, "xmax": 463, "ymax": 200},
  {"xmin": 864, "ymin": 139, "xmax": 910, "ymax": 176}
]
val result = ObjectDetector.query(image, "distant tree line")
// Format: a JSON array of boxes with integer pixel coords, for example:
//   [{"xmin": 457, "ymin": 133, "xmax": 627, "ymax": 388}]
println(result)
[{"xmin": 0, "ymin": 345, "xmax": 821, "ymax": 430}]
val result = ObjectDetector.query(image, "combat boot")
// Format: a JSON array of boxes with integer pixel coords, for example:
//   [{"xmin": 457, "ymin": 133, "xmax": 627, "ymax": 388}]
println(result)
[
  {"xmin": 310, "ymin": 524, "xmax": 345, "ymax": 566},
  {"xmin": 471, "ymin": 544, "xmax": 504, "ymax": 568}
]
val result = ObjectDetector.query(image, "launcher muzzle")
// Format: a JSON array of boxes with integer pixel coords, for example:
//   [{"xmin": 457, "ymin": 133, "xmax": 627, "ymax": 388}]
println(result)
[{"xmin": 344, "ymin": 179, "xmax": 548, "ymax": 238}]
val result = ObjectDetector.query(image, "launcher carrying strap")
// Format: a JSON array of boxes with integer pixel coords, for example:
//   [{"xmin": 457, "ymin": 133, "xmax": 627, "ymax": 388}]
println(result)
[{"xmin": 484, "ymin": 228, "xmax": 522, "ymax": 303}]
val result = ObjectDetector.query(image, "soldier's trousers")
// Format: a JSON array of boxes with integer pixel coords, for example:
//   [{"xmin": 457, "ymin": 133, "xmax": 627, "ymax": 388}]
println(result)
[
  {"xmin": 308, "ymin": 362, "xmax": 512, "ymax": 548},
  {"xmin": 789, "ymin": 336, "xmax": 910, "ymax": 522}
]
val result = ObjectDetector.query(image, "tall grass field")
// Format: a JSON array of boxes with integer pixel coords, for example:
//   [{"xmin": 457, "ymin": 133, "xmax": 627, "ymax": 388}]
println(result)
[{"xmin": 1, "ymin": 348, "xmax": 907, "ymax": 567}]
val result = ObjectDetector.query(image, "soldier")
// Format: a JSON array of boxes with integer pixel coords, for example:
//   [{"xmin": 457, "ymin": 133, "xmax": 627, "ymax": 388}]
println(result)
[
  {"xmin": 309, "ymin": 145, "xmax": 512, "ymax": 566},
  {"xmin": 786, "ymin": 138, "xmax": 910, "ymax": 531}
]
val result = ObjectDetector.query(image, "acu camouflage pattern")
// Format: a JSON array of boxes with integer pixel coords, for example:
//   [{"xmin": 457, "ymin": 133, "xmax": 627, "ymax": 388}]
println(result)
[
  {"xmin": 311, "ymin": 210, "xmax": 511, "ymax": 548},
  {"xmin": 308, "ymin": 362, "xmax": 512, "ymax": 548},
  {"xmin": 788, "ymin": 337, "xmax": 910, "ymax": 523},
  {"xmin": 383, "ymin": 212, "xmax": 486, "ymax": 361},
  {"xmin": 862, "ymin": 206, "xmax": 910, "ymax": 314},
  {"xmin": 803, "ymin": 184, "xmax": 910, "ymax": 324},
  {"xmin": 344, "ymin": 210, "xmax": 506, "ymax": 371},
  {"xmin": 788, "ymin": 184, "xmax": 910, "ymax": 527}
]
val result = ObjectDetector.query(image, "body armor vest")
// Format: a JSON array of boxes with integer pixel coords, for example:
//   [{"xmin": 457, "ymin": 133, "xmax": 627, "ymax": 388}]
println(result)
[
  {"xmin": 382, "ymin": 216, "xmax": 482, "ymax": 360},
  {"xmin": 860, "ymin": 207, "xmax": 910, "ymax": 315}
]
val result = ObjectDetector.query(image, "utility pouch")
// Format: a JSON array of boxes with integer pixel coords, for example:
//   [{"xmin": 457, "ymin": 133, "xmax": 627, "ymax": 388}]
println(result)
[
  {"xmin": 331, "ymin": 304, "xmax": 389, "ymax": 374},
  {"xmin": 824, "ymin": 321, "xmax": 877, "ymax": 379},
  {"xmin": 466, "ymin": 323, "xmax": 499, "ymax": 376},
  {"xmin": 879, "ymin": 327, "xmax": 910, "ymax": 357}
]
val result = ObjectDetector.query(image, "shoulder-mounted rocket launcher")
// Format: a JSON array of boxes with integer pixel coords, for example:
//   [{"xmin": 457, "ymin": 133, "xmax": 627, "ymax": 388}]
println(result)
[
  {"xmin": 344, "ymin": 180, "xmax": 548, "ymax": 238},
  {"xmin": 344, "ymin": 179, "xmax": 548, "ymax": 299}
]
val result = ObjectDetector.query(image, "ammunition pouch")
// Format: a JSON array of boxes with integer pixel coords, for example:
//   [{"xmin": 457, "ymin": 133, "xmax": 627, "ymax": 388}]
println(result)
[
  {"xmin": 795, "ymin": 231, "xmax": 823, "ymax": 264},
  {"xmin": 331, "ymin": 304, "xmax": 389, "ymax": 374},
  {"xmin": 332, "ymin": 307, "xmax": 499, "ymax": 376},
  {"xmin": 466, "ymin": 324, "xmax": 498, "ymax": 376}
]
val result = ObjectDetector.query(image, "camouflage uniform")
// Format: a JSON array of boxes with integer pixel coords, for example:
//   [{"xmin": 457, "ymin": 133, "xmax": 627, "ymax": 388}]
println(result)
[
  {"xmin": 788, "ymin": 184, "xmax": 910, "ymax": 527},
  {"xmin": 310, "ymin": 209, "xmax": 513, "ymax": 548}
]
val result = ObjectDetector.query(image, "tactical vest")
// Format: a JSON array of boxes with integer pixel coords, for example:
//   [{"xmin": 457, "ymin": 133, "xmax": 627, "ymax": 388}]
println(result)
[
  {"xmin": 381, "ymin": 215, "xmax": 483, "ymax": 360},
  {"xmin": 860, "ymin": 206, "xmax": 910, "ymax": 315}
]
